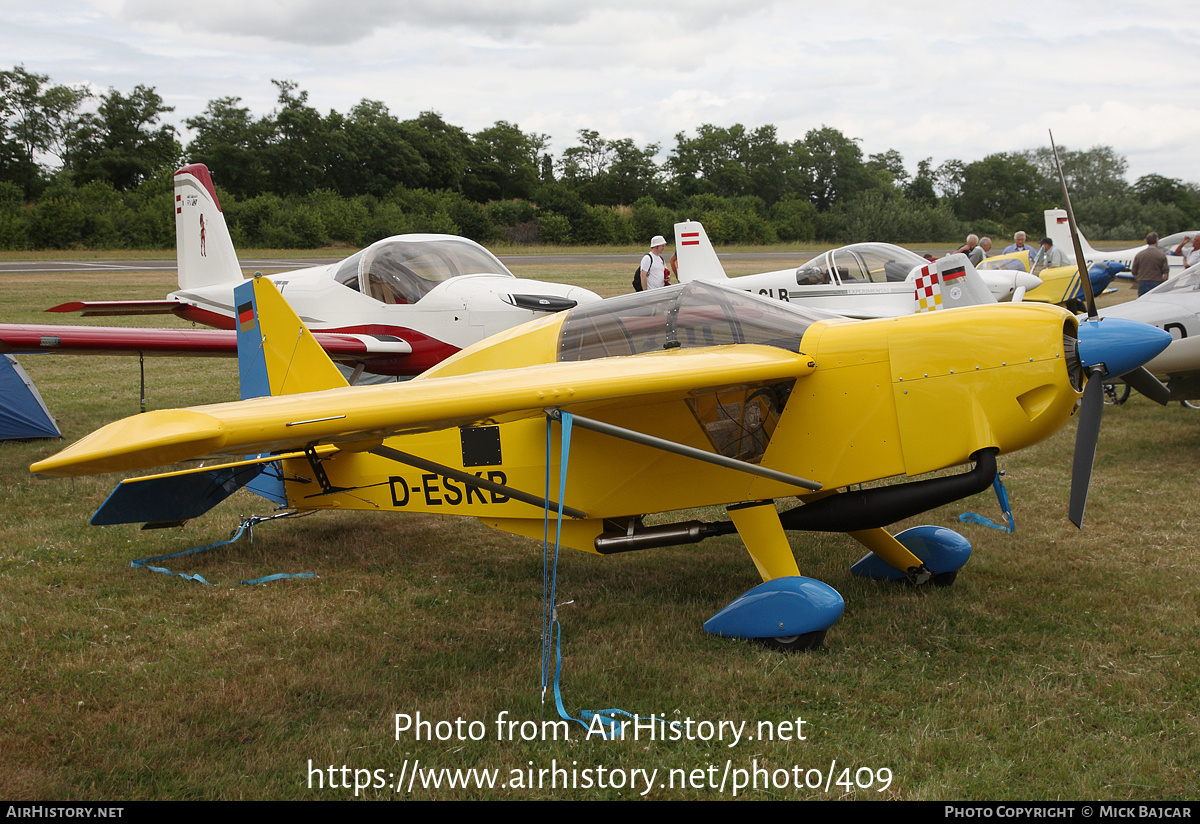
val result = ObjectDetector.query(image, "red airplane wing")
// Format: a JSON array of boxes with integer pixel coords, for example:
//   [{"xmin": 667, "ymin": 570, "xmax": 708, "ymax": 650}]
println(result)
[{"xmin": 0, "ymin": 324, "xmax": 411, "ymax": 360}]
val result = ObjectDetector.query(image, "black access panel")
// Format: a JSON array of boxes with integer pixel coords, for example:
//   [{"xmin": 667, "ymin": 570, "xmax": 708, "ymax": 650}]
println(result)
[{"xmin": 460, "ymin": 425, "xmax": 503, "ymax": 467}]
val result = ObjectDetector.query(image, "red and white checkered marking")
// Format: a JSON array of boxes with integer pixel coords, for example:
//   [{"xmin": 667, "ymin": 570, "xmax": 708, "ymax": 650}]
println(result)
[{"xmin": 914, "ymin": 265, "xmax": 943, "ymax": 312}]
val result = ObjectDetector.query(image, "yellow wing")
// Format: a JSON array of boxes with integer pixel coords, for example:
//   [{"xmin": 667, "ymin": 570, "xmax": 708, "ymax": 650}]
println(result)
[{"xmin": 32, "ymin": 345, "xmax": 815, "ymax": 478}]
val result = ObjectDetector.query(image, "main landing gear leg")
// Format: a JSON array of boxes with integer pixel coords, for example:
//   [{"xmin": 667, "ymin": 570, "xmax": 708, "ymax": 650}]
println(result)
[
  {"xmin": 727, "ymin": 500, "xmax": 800, "ymax": 581},
  {"xmin": 849, "ymin": 526, "xmax": 972, "ymax": 587},
  {"xmin": 848, "ymin": 527, "xmax": 932, "ymax": 585}
]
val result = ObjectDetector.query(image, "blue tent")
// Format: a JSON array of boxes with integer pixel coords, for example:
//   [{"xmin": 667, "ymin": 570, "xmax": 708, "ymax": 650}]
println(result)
[{"xmin": 0, "ymin": 355, "xmax": 61, "ymax": 440}]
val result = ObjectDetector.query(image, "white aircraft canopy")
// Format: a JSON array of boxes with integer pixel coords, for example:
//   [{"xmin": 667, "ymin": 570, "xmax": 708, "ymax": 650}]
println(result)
[
  {"xmin": 1156, "ymin": 231, "xmax": 1196, "ymax": 252},
  {"xmin": 1150, "ymin": 263, "xmax": 1200, "ymax": 295},
  {"xmin": 334, "ymin": 235, "xmax": 515, "ymax": 304},
  {"xmin": 558, "ymin": 281, "xmax": 835, "ymax": 361},
  {"xmin": 796, "ymin": 243, "xmax": 925, "ymax": 285}
]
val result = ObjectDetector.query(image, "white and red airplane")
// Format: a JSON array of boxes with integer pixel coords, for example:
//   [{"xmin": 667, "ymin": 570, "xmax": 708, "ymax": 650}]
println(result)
[
  {"xmin": 1043, "ymin": 208, "xmax": 1199, "ymax": 278},
  {"xmin": 0, "ymin": 164, "xmax": 600, "ymax": 379}
]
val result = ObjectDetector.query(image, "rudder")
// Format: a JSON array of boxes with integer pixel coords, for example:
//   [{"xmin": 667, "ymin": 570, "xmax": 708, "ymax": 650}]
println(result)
[
  {"xmin": 175, "ymin": 164, "xmax": 243, "ymax": 290},
  {"xmin": 673, "ymin": 220, "xmax": 729, "ymax": 282},
  {"xmin": 235, "ymin": 276, "xmax": 349, "ymax": 399}
]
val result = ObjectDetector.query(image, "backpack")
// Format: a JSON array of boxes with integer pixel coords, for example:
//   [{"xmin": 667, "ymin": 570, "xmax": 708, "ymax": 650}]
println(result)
[{"xmin": 632, "ymin": 253, "xmax": 656, "ymax": 292}]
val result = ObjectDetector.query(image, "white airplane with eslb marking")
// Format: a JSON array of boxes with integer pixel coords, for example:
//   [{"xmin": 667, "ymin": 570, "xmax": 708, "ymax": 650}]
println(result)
[
  {"xmin": 673, "ymin": 220, "xmax": 1039, "ymax": 318},
  {"xmin": 25, "ymin": 164, "xmax": 601, "ymax": 378},
  {"xmin": 1100, "ymin": 263, "xmax": 1200, "ymax": 403}
]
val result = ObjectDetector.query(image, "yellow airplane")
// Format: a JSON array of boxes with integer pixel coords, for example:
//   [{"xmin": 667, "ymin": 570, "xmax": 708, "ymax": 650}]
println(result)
[
  {"xmin": 32, "ymin": 274, "xmax": 1170, "ymax": 649},
  {"xmin": 978, "ymin": 251, "xmax": 1124, "ymax": 312}
]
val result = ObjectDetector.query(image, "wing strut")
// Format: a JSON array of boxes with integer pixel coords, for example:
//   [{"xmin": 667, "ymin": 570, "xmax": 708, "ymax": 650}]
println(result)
[
  {"xmin": 546, "ymin": 409, "xmax": 822, "ymax": 491},
  {"xmin": 368, "ymin": 444, "xmax": 587, "ymax": 519}
]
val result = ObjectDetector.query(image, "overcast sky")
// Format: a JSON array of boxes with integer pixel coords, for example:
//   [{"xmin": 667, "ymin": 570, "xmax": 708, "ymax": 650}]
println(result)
[{"xmin": 4, "ymin": 0, "xmax": 1197, "ymax": 184}]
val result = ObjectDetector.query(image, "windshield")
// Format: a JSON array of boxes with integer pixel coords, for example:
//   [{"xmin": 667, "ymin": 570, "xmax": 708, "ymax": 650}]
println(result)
[
  {"xmin": 796, "ymin": 243, "xmax": 925, "ymax": 285},
  {"xmin": 979, "ymin": 254, "xmax": 1031, "ymax": 272},
  {"xmin": 332, "ymin": 236, "xmax": 513, "ymax": 304},
  {"xmin": 1157, "ymin": 231, "xmax": 1198, "ymax": 252},
  {"xmin": 558, "ymin": 281, "xmax": 832, "ymax": 361},
  {"xmin": 1150, "ymin": 264, "xmax": 1200, "ymax": 295}
]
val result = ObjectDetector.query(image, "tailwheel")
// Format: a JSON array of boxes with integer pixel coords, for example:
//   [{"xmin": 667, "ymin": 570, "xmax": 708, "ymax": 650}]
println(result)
[
  {"xmin": 1103, "ymin": 383, "xmax": 1129, "ymax": 405},
  {"xmin": 758, "ymin": 631, "xmax": 826, "ymax": 652}
]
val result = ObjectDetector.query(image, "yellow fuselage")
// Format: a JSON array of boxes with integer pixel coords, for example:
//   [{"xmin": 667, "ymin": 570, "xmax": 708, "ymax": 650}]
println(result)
[{"xmin": 282, "ymin": 303, "xmax": 1080, "ymax": 553}]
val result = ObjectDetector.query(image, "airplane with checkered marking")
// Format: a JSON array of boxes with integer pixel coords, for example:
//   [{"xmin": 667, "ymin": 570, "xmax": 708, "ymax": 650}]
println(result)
[
  {"xmin": 673, "ymin": 220, "xmax": 1041, "ymax": 318},
  {"xmin": 32, "ymin": 261, "xmax": 1170, "ymax": 650}
]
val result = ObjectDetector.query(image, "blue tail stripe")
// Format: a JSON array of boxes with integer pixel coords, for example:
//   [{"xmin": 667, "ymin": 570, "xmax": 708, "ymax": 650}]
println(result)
[{"xmin": 235, "ymin": 279, "xmax": 271, "ymax": 401}]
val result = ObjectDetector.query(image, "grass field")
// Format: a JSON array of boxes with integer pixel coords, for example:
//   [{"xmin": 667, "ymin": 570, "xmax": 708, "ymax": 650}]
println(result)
[{"xmin": 1, "ymin": 260, "xmax": 1197, "ymax": 800}]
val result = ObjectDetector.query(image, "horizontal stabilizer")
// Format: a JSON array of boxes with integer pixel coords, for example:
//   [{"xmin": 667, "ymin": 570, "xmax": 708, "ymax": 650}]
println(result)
[
  {"xmin": 91, "ymin": 463, "xmax": 266, "ymax": 526},
  {"xmin": 47, "ymin": 300, "xmax": 188, "ymax": 317},
  {"xmin": 0, "ymin": 323, "xmax": 411, "ymax": 360}
]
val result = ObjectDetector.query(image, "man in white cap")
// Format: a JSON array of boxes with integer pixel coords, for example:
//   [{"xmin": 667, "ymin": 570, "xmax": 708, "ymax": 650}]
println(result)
[{"xmin": 640, "ymin": 235, "xmax": 669, "ymax": 290}]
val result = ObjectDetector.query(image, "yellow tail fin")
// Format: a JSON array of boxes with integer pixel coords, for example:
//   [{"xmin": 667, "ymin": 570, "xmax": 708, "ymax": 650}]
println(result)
[{"xmin": 236, "ymin": 275, "xmax": 348, "ymax": 398}]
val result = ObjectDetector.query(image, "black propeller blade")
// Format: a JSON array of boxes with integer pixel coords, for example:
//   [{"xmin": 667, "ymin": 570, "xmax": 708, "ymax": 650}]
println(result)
[
  {"xmin": 1069, "ymin": 367, "xmax": 1105, "ymax": 528},
  {"xmin": 1121, "ymin": 365, "xmax": 1171, "ymax": 406}
]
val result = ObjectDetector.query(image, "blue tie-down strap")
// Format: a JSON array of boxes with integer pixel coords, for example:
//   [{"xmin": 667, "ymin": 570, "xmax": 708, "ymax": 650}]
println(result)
[
  {"xmin": 959, "ymin": 474, "xmax": 1015, "ymax": 533},
  {"xmin": 540, "ymin": 411, "xmax": 639, "ymax": 739},
  {"xmin": 130, "ymin": 513, "xmax": 316, "ymax": 585}
]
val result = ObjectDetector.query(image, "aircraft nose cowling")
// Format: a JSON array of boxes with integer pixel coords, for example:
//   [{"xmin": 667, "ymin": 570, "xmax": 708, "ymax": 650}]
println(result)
[
  {"xmin": 1015, "ymin": 271, "xmax": 1043, "ymax": 292},
  {"xmin": 1076, "ymin": 317, "xmax": 1172, "ymax": 377}
]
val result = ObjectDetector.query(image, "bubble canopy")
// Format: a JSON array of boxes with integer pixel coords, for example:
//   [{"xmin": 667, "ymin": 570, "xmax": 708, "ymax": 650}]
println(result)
[
  {"xmin": 1150, "ymin": 263, "xmax": 1200, "ymax": 295},
  {"xmin": 332, "ymin": 235, "xmax": 514, "ymax": 305},
  {"xmin": 558, "ymin": 281, "xmax": 836, "ymax": 362}
]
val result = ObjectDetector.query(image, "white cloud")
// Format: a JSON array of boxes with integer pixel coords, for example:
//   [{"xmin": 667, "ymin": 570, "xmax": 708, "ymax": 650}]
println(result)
[{"xmin": 0, "ymin": 0, "xmax": 1196, "ymax": 182}]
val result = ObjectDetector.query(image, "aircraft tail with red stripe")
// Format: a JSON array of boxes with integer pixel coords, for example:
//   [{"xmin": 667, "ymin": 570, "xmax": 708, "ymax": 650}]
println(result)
[
  {"xmin": 174, "ymin": 163, "xmax": 243, "ymax": 290},
  {"xmin": 673, "ymin": 220, "xmax": 730, "ymax": 282}
]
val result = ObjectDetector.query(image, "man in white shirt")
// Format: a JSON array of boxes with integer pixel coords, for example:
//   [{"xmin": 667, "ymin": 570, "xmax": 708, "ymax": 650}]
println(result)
[{"xmin": 640, "ymin": 235, "xmax": 669, "ymax": 290}]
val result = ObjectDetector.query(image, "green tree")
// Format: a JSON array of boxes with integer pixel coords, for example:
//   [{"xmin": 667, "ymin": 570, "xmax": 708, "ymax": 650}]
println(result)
[
  {"xmin": 560, "ymin": 129, "xmax": 659, "ymax": 205},
  {"xmin": 335, "ymin": 99, "xmax": 426, "ymax": 197},
  {"xmin": 667, "ymin": 124, "xmax": 797, "ymax": 205},
  {"xmin": 463, "ymin": 121, "xmax": 545, "ymax": 202},
  {"xmin": 868, "ymin": 149, "xmax": 909, "ymax": 187},
  {"xmin": 955, "ymin": 153, "xmax": 1043, "ymax": 223},
  {"xmin": 70, "ymin": 85, "xmax": 180, "ymax": 190},
  {"xmin": 399, "ymin": 111, "xmax": 471, "ymax": 192},
  {"xmin": 262, "ymin": 80, "xmax": 327, "ymax": 196},
  {"xmin": 185, "ymin": 96, "xmax": 272, "ymax": 197},
  {"xmin": 904, "ymin": 158, "xmax": 938, "ymax": 206},
  {"xmin": 799, "ymin": 125, "xmax": 872, "ymax": 211},
  {"xmin": 0, "ymin": 66, "xmax": 90, "ymax": 197},
  {"xmin": 1020, "ymin": 144, "xmax": 1129, "ymax": 201}
]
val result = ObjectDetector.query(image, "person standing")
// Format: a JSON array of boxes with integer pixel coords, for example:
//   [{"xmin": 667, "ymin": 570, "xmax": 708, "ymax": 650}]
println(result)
[
  {"xmin": 640, "ymin": 235, "xmax": 669, "ymax": 290},
  {"xmin": 1173, "ymin": 236, "xmax": 1200, "ymax": 268},
  {"xmin": 1131, "ymin": 232, "xmax": 1170, "ymax": 297},
  {"xmin": 1003, "ymin": 231, "xmax": 1036, "ymax": 265}
]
